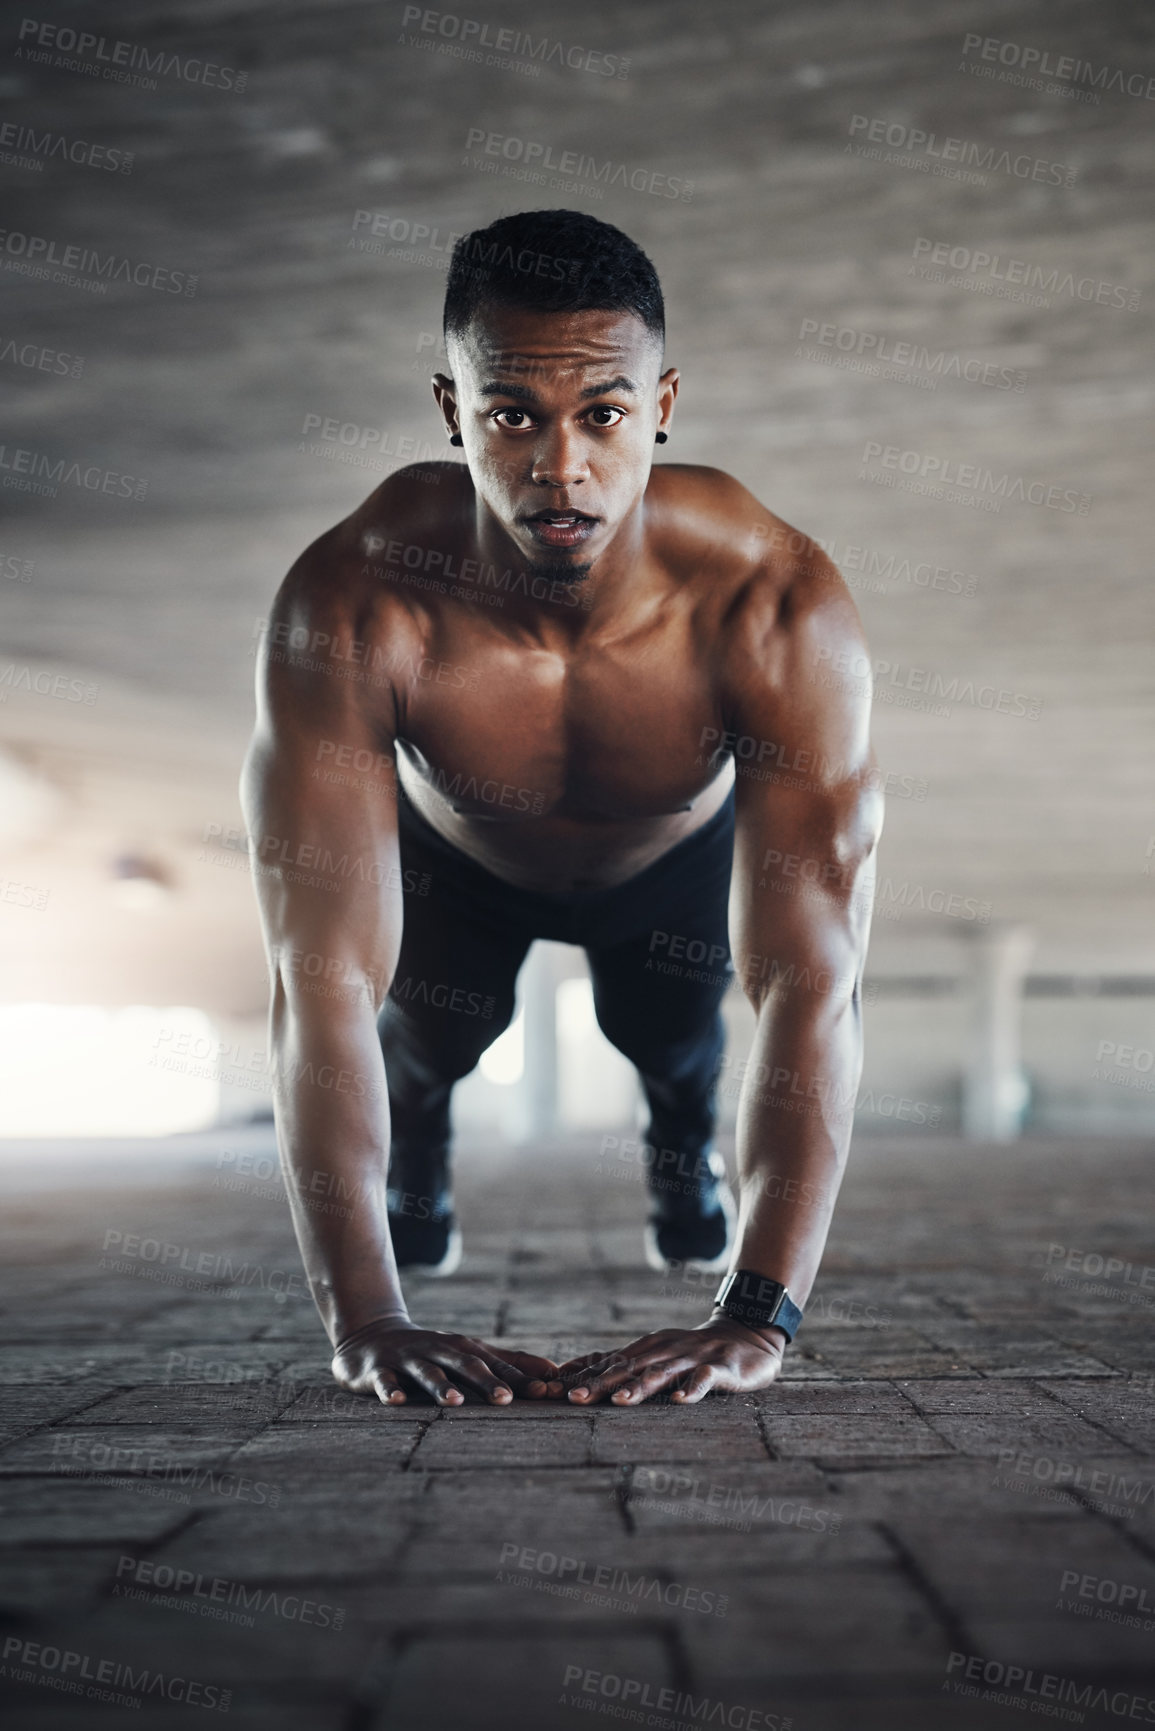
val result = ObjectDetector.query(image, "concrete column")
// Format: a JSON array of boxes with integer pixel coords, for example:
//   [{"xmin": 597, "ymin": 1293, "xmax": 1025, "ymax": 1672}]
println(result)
[
  {"xmin": 522, "ymin": 941, "xmax": 561, "ymax": 1141},
  {"xmin": 499, "ymin": 941, "xmax": 566, "ymax": 1143},
  {"xmin": 962, "ymin": 923, "xmax": 1034, "ymax": 1141}
]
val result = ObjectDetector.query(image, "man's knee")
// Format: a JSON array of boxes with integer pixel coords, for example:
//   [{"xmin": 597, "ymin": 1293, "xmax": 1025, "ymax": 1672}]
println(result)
[
  {"xmin": 593, "ymin": 1002, "xmax": 723, "ymax": 1082},
  {"xmin": 381, "ymin": 993, "xmax": 517, "ymax": 1084}
]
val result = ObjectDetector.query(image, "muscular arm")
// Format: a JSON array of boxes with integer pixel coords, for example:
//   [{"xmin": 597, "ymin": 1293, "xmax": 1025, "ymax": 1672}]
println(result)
[
  {"xmin": 559, "ymin": 543, "xmax": 882, "ymax": 1405},
  {"xmin": 721, "ymin": 550, "xmax": 881, "ymax": 1328},
  {"xmin": 240, "ymin": 532, "xmax": 557, "ymax": 1404},
  {"xmin": 240, "ymin": 543, "xmax": 406, "ymax": 1347}
]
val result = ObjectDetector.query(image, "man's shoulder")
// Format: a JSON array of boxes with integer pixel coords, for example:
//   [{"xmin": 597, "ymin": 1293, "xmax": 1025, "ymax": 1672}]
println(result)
[
  {"xmin": 649, "ymin": 463, "xmax": 849, "ymax": 622},
  {"xmin": 274, "ymin": 462, "xmax": 468, "ymax": 627}
]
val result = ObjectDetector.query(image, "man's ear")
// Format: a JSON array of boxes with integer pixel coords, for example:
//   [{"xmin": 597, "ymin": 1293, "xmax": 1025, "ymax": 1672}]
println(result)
[
  {"xmin": 432, "ymin": 373, "xmax": 459, "ymax": 440},
  {"xmin": 657, "ymin": 366, "xmax": 680, "ymax": 439}
]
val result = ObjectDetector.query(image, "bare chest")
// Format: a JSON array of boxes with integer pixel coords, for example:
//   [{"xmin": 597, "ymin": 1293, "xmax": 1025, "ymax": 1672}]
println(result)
[{"xmin": 392, "ymin": 633, "xmax": 722, "ymax": 822}]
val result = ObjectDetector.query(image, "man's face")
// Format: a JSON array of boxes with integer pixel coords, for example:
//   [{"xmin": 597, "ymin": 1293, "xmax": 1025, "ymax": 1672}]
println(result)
[{"xmin": 436, "ymin": 305, "xmax": 677, "ymax": 583}]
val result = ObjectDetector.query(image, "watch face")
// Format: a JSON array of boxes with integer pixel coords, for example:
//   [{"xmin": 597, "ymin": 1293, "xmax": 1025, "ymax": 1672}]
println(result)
[{"xmin": 729, "ymin": 1271, "xmax": 786, "ymax": 1308}]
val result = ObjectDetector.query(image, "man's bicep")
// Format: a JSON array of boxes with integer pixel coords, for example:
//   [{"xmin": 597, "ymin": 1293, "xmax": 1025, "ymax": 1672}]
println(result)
[{"xmin": 724, "ymin": 568, "xmax": 882, "ymax": 1004}]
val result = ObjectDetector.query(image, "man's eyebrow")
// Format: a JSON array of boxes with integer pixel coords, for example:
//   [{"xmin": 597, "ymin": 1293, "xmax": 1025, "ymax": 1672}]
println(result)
[
  {"xmin": 478, "ymin": 380, "xmax": 537, "ymax": 401},
  {"xmin": 476, "ymin": 374, "xmax": 640, "ymax": 403},
  {"xmin": 579, "ymin": 374, "xmax": 638, "ymax": 399}
]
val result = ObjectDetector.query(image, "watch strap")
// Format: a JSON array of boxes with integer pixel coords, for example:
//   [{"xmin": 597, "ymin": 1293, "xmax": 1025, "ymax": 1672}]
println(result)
[{"xmin": 714, "ymin": 1269, "xmax": 803, "ymax": 1341}]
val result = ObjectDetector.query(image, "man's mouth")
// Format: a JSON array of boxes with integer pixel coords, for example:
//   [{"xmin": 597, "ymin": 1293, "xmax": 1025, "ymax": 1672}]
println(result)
[{"xmin": 522, "ymin": 509, "xmax": 598, "ymax": 549}]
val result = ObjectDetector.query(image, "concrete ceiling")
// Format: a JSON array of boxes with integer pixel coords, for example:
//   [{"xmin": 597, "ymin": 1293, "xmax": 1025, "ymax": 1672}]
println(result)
[{"xmin": 1, "ymin": 0, "xmax": 1153, "ymax": 1011}]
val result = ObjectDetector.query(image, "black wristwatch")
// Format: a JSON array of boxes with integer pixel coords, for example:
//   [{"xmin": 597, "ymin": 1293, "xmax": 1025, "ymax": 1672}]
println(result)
[{"xmin": 713, "ymin": 1270, "xmax": 804, "ymax": 1342}]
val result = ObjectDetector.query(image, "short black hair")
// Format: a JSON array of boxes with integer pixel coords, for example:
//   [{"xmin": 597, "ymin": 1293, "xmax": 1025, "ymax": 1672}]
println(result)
[{"xmin": 443, "ymin": 209, "xmax": 665, "ymax": 345}]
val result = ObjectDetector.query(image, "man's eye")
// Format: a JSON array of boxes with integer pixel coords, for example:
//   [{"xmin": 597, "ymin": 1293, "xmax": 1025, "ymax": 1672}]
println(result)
[
  {"xmin": 492, "ymin": 409, "xmax": 533, "ymax": 429},
  {"xmin": 587, "ymin": 406, "xmax": 625, "ymax": 427}
]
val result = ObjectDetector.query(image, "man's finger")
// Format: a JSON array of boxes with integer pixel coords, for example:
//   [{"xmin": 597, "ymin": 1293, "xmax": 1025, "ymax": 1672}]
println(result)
[
  {"xmin": 557, "ymin": 1338, "xmax": 662, "ymax": 1379},
  {"xmin": 403, "ymin": 1358, "xmax": 465, "ymax": 1405},
  {"xmin": 561, "ymin": 1352, "xmax": 633, "ymax": 1391},
  {"xmin": 568, "ymin": 1351, "xmax": 672, "ymax": 1404},
  {"xmin": 372, "ymin": 1370, "xmax": 407, "ymax": 1406},
  {"xmin": 492, "ymin": 1350, "xmax": 564, "ymax": 1399},
  {"xmin": 444, "ymin": 1352, "xmax": 513, "ymax": 1404},
  {"xmin": 455, "ymin": 1342, "xmax": 557, "ymax": 1389},
  {"xmin": 470, "ymin": 1352, "xmax": 546, "ymax": 1390},
  {"xmin": 670, "ymin": 1364, "xmax": 718, "ymax": 1405},
  {"xmin": 610, "ymin": 1358, "xmax": 703, "ymax": 1405},
  {"xmin": 499, "ymin": 1350, "xmax": 560, "ymax": 1380},
  {"xmin": 554, "ymin": 1352, "xmax": 604, "ymax": 1379}
]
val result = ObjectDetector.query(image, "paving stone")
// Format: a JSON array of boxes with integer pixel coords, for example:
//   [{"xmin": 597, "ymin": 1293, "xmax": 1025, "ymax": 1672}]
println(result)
[
  {"xmin": 924, "ymin": 1411, "xmax": 1124, "ymax": 1460},
  {"xmin": 0, "ymin": 1346, "xmax": 174, "ymax": 1386},
  {"xmin": 379, "ymin": 1634, "xmax": 674, "ymax": 1731},
  {"xmin": 0, "ymin": 1548, "xmax": 126, "ymax": 1613},
  {"xmin": 676, "ymin": 1568, "xmax": 946, "ymax": 1682},
  {"xmin": 758, "ymin": 1411, "xmax": 957, "ymax": 1465},
  {"xmin": 0, "ymin": 1481, "xmax": 191, "ymax": 1545},
  {"xmin": 820, "ymin": 1461, "xmax": 1090, "ymax": 1524},
  {"xmin": 889, "ymin": 1513, "xmax": 1155, "ymax": 1626},
  {"xmin": 726, "ymin": 1693, "xmax": 1011, "ymax": 1731},
  {"xmin": 0, "ymin": 1710, "xmax": 350, "ymax": 1731},
  {"xmin": 590, "ymin": 1405, "xmax": 768, "ymax": 1465},
  {"xmin": 770, "ymin": 1358, "xmax": 846, "ymax": 1381},
  {"xmin": 0, "ymin": 1598, "xmax": 373, "ymax": 1690},
  {"xmin": 1039, "ymin": 1380, "xmax": 1155, "ymax": 1452},
  {"xmin": 622, "ymin": 1460, "xmax": 881, "ymax": 1551},
  {"xmin": 399, "ymin": 1517, "xmax": 889, "ymax": 1580},
  {"xmin": 77, "ymin": 1385, "xmax": 298, "ymax": 1427},
  {"xmin": 4, "ymin": 1118, "xmax": 1153, "ymax": 1725},
  {"xmin": 402, "ymin": 1473, "xmax": 629, "ymax": 1557},
  {"xmin": 916, "ymin": 1329, "xmax": 1119, "ymax": 1378},
  {"xmin": 753, "ymin": 1380, "xmax": 915, "ymax": 1413},
  {"xmin": 989, "ymin": 1450, "xmax": 1155, "ymax": 1523},
  {"xmin": 798, "ymin": 1335, "xmax": 980, "ymax": 1377},
  {"xmin": 0, "ymin": 1385, "xmax": 122, "ymax": 1443},
  {"xmin": 412, "ymin": 1415, "xmax": 593, "ymax": 1469},
  {"xmin": 145, "ymin": 1492, "xmax": 425, "ymax": 1578},
  {"xmin": 963, "ymin": 1613, "xmax": 1155, "ymax": 1671},
  {"xmin": 901, "ymin": 1379, "xmax": 1089, "ymax": 1415},
  {"xmin": 269, "ymin": 1385, "xmax": 431, "ymax": 1420},
  {"xmin": 227, "ymin": 1419, "xmax": 425, "ymax": 1473}
]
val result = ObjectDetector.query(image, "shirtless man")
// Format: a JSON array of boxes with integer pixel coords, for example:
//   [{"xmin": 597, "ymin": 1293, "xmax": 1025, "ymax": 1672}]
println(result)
[{"xmin": 241, "ymin": 208, "xmax": 882, "ymax": 1411}]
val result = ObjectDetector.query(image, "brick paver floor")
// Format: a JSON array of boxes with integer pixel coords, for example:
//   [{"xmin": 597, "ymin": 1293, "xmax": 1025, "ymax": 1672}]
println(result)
[{"xmin": 0, "ymin": 1131, "xmax": 1152, "ymax": 1730}]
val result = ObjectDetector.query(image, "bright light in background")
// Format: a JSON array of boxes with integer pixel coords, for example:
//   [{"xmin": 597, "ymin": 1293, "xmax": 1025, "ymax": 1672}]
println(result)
[
  {"xmin": 557, "ymin": 975, "xmax": 639, "ymax": 1128},
  {"xmin": 0, "ymin": 748, "xmax": 64, "ymax": 845},
  {"xmin": 557, "ymin": 976, "xmax": 597, "ymax": 1041},
  {"xmin": 0, "ymin": 1005, "xmax": 219, "ymax": 1137},
  {"xmin": 479, "ymin": 1007, "xmax": 524, "ymax": 1085}
]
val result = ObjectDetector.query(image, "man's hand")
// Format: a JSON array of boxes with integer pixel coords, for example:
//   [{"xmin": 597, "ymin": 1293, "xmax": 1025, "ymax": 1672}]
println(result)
[
  {"xmin": 332, "ymin": 1318, "xmax": 561, "ymax": 1406},
  {"xmin": 553, "ymin": 1318, "xmax": 784, "ymax": 1406}
]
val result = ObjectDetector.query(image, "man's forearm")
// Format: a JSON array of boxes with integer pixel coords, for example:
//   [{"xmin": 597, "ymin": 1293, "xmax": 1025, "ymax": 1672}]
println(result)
[
  {"xmin": 727, "ymin": 986, "xmax": 864, "ymax": 1308},
  {"xmin": 270, "ymin": 997, "xmax": 407, "ymax": 1344}
]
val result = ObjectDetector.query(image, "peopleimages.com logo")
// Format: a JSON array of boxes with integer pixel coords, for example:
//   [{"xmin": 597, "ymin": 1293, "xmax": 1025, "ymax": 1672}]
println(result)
[
  {"xmin": 859, "ymin": 440, "xmax": 1091, "ymax": 517},
  {"xmin": 399, "ymin": 6, "xmax": 630, "ymax": 79},
  {"xmin": 15, "ymin": 18, "xmax": 248, "ymax": 93},
  {"xmin": 846, "ymin": 114, "xmax": 1077, "ymax": 187},
  {"xmin": 959, "ymin": 33, "xmax": 1155, "ymax": 102},
  {"xmin": 464, "ymin": 129, "xmax": 694, "ymax": 201}
]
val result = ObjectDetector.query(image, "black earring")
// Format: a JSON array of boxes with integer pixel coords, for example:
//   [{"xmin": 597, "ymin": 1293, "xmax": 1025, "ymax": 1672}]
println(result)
[
  {"xmin": 655, "ymin": 431, "xmax": 668, "ymax": 444},
  {"xmin": 449, "ymin": 433, "xmax": 463, "ymax": 447}
]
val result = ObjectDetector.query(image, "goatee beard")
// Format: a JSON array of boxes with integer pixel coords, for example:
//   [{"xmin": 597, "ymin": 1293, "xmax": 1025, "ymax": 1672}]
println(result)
[{"xmin": 524, "ymin": 560, "xmax": 593, "ymax": 586}]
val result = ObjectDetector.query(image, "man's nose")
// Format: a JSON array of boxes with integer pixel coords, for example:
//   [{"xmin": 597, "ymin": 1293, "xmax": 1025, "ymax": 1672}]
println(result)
[{"xmin": 531, "ymin": 426, "xmax": 588, "ymax": 488}]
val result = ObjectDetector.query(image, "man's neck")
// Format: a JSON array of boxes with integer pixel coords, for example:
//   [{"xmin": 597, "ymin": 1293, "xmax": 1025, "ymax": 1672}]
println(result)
[{"xmin": 471, "ymin": 492, "xmax": 651, "ymax": 644}]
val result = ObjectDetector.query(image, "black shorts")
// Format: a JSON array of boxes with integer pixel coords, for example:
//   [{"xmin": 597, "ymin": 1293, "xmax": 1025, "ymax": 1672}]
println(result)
[{"xmin": 380, "ymin": 778, "xmax": 736, "ymax": 1154}]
